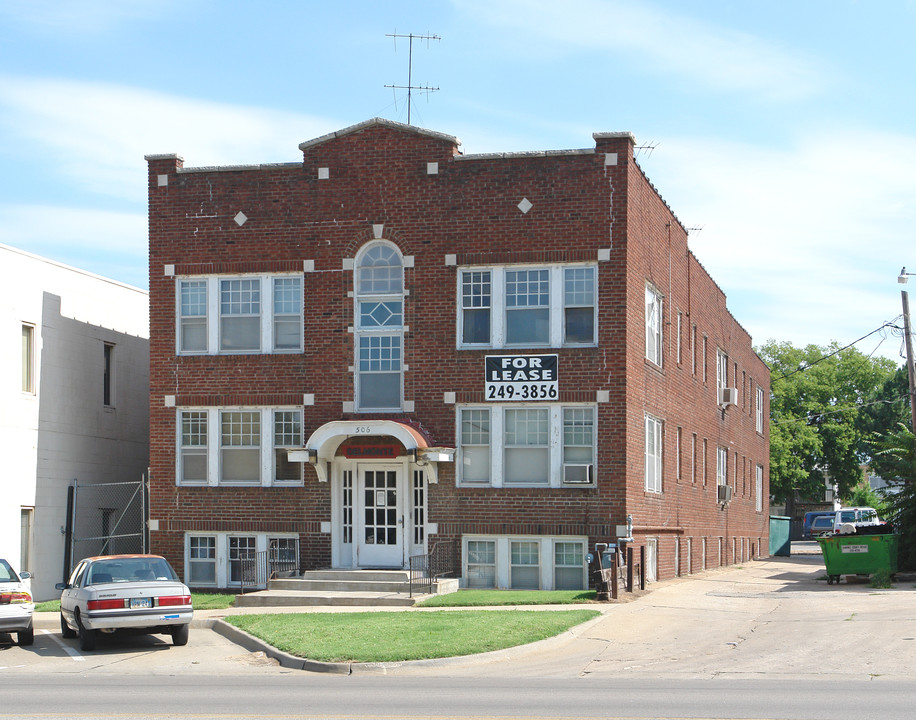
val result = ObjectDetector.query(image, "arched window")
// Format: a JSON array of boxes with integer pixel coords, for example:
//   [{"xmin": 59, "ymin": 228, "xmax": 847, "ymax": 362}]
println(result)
[{"xmin": 354, "ymin": 242, "xmax": 404, "ymax": 411}]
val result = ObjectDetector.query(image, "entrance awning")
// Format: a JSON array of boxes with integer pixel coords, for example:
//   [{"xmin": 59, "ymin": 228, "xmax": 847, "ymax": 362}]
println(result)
[{"xmin": 288, "ymin": 419, "xmax": 454, "ymax": 482}]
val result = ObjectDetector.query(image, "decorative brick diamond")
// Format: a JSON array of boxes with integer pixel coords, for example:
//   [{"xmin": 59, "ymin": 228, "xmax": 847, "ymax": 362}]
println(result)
[
  {"xmin": 234, "ymin": 211, "xmax": 247, "ymax": 226},
  {"xmin": 518, "ymin": 198, "xmax": 533, "ymax": 214}
]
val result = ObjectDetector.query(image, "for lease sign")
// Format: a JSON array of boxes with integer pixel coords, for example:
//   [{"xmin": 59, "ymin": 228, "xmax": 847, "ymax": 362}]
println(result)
[{"xmin": 485, "ymin": 354, "xmax": 558, "ymax": 401}]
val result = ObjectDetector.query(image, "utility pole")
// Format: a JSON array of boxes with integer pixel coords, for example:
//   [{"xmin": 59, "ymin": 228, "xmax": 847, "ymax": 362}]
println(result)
[
  {"xmin": 899, "ymin": 268, "xmax": 916, "ymax": 435},
  {"xmin": 385, "ymin": 32, "xmax": 440, "ymax": 125}
]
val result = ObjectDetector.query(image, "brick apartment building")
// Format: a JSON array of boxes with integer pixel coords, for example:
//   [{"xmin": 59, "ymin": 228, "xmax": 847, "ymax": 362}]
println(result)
[{"xmin": 145, "ymin": 117, "xmax": 770, "ymax": 591}]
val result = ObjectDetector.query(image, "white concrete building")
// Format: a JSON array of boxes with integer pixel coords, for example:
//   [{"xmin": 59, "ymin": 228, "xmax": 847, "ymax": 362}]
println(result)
[{"xmin": 1, "ymin": 244, "xmax": 148, "ymax": 601}]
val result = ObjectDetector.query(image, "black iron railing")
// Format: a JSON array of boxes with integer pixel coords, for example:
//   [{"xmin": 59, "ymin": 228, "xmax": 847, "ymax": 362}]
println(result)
[
  {"xmin": 408, "ymin": 539, "xmax": 458, "ymax": 597},
  {"xmin": 238, "ymin": 550, "xmax": 299, "ymax": 594}
]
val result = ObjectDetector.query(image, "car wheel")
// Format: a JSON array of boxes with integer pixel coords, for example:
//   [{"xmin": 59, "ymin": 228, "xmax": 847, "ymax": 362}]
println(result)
[
  {"xmin": 76, "ymin": 612, "xmax": 97, "ymax": 651},
  {"xmin": 60, "ymin": 613, "xmax": 76, "ymax": 639},
  {"xmin": 18, "ymin": 626, "xmax": 34, "ymax": 646},
  {"xmin": 171, "ymin": 624, "xmax": 190, "ymax": 646}
]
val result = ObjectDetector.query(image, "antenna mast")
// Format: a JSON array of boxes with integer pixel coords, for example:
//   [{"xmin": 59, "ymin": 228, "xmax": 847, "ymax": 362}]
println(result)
[{"xmin": 385, "ymin": 32, "xmax": 440, "ymax": 125}]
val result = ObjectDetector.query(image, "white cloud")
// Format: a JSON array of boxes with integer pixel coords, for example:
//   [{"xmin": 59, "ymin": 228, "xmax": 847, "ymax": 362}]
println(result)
[
  {"xmin": 641, "ymin": 129, "xmax": 916, "ymax": 359},
  {"xmin": 453, "ymin": 0, "xmax": 827, "ymax": 101},
  {"xmin": 0, "ymin": 74, "xmax": 338, "ymax": 202},
  {"xmin": 0, "ymin": 203, "xmax": 148, "ymax": 287},
  {"xmin": 0, "ymin": 0, "xmax": 178, "ymax": 33}
]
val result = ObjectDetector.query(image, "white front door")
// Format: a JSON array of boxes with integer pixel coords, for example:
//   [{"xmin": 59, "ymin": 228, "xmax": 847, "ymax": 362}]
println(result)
[{"xmin": 356, "ymin": 466, "xmax": 404, "ymax": 568}]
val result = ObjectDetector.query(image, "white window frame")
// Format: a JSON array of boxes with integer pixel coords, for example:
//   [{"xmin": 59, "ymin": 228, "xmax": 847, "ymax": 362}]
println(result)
[
  {"xmin": 21, "ymin": 323, "xmax": 35, "ymax": 394},
  {"xmin": 183, "ymin": 532, "xmax": 300, "ymax": 589},
  {"xmin": 462, "ymin": 535, "xmax": 587, "ymax": 591},
  {"xmin": 717, "ymin": 446, "xmax": 728, "ymax": 487},
  {"xmin": 354, "ymin": 241, "xmax": 404, "ymax": 412},
  {"xmin": 756, "ymin": 464, "xmax": 764, "ymax": 512},
  {"xmin": 645, "ymin": 413, "xmax": 663, "ymax": 493},
  {"xmin": 756, "ymin": 386, "xmax": 765, "ymax": 433},
  {"xmin": 176, "ymin": 274, "xmax": 303, "ymax": 355},
  {"xmin": 176, "ymin": 407, "xmax": 304, "ymax": 487},
  {"xmin": 645, "ymin": 284, "xmax": 663, "ymax": 366},
  {"xmin": 457, "ymin": 264, "xmax": 598, "ymax": 349},
  {"xmin": 187, "ymin": 535, "xmax": 217, "ymax": 586},
  {"xmin": 717, "ymin": 349, "xmax": 728, "ymax": 400},
  {"xmin": 456, "ymin": 404, "xmax": 597, "ymax": 488}
]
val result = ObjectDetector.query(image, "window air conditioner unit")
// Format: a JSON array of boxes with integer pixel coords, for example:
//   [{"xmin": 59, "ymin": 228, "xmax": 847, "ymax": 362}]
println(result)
[
  {"xmin": 563, "ymin": 463, "xmax": 593, "ymax": 485},
  {"xmin": 719, "ymin": 387, "xmax": 738, "ymax": 408},
  {"xmin": 717, "ymin": 484, "xmax": 733, "ymax": 503}
]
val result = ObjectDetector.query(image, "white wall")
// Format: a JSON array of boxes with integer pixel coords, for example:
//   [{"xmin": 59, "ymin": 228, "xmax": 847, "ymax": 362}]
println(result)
[{"xmin": 0, "ymin": 244, "xmax": 149, "ymax": 601}]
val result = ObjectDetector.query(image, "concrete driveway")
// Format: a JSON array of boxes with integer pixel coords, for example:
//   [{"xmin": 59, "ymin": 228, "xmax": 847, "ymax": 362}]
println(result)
[{"xmin": 395, "ymin": 547, "xmax": 916, "ymax": 680}]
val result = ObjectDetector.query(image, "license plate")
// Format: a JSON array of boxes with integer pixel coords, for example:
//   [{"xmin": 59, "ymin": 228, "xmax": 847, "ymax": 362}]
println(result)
[{"xmin": 130, "ymin": 597, "xmax": 152, "ymax": 609}]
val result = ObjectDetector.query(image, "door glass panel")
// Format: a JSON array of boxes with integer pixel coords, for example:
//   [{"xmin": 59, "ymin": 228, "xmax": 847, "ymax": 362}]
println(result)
[{"xmin": 363, "ymin": 470, "xmax": 398, "ymax": 546}]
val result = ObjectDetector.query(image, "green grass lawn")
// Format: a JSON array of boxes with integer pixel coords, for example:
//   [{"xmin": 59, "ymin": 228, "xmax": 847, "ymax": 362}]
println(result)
[
  {"xmin": 416, "ymin": 589, "xmax": 597, "ymax": 607},
  {"xmin": 226, "ymin": 609, "xmax": 599, "ymax": 663},
  {"xmin": 34, "ymin": 592, "xmax": 237, "ymax": 613}
]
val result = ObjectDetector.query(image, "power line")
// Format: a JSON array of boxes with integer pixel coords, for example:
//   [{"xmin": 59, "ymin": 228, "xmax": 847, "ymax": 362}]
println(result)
[{"xmin": 770, "ymin": 321, "xmax": 902, "ymax": 382}]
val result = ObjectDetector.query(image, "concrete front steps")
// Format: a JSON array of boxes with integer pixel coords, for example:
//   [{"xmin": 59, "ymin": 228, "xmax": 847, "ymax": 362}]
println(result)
[{"xmin": 234, "ymin": 569, "xmax": 459, "ymax": 608}]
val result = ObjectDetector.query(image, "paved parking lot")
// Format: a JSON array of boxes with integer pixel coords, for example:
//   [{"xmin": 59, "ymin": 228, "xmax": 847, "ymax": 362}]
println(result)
[{"xmin": 0, "ymin": 620, "xmax": 288, "ymax": 676}]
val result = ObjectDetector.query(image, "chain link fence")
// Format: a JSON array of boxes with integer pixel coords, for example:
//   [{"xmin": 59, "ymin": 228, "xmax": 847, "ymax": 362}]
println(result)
[{"xmin": 65, "ymin": 477, "xmax": 146, "ymax": 575}]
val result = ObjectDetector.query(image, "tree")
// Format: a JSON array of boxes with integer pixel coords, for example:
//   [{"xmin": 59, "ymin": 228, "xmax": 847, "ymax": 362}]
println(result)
[
  {"xmin": 870, "ymin": 423, "xmax": 916, "ymax": 568},
  {"xmin": 758, "ymin": 341, "xmax": 899, "ymax": 506},
  {"xmin": 857, "ymin": 366, "xmax": 912, "ymax": 478}
]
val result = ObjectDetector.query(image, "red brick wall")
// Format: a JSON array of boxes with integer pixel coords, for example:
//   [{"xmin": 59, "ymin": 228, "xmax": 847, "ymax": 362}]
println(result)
[{"xmin": 146, "ymin": 120, "xmax": 769, "ymax": 582}]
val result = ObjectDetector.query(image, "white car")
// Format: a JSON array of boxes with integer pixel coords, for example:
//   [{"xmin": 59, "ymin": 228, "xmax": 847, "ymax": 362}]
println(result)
[
  {"xmin": 0, "ymin": 558, "xmax": 34, "ymax": 646},
  {"xmin": 57, "ymin": 554, "xmax": 193, "ymax": 651}
]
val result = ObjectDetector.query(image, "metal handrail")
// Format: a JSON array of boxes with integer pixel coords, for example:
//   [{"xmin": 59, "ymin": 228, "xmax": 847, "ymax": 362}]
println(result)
[{"xmin": 408, "ymin": 539, "xmax": 458, "ymax": 597}]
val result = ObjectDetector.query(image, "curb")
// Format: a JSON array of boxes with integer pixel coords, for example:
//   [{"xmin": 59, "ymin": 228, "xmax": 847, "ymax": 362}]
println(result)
[{"xmin": 210, "ymin": 608, "xmax": 607, "ymax": 675}]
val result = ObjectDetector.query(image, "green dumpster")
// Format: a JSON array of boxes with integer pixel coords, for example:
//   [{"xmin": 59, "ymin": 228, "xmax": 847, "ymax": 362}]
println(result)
[{"xmin": 817, "ymin": 533, "xmax": 899, "ymax": 585}]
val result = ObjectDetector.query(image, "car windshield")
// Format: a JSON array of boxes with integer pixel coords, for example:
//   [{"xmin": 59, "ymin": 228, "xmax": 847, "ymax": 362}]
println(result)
[
  {"xmin": 87, "ymin": 558, "xmax": 179, "ymax": 584},
  {"xmin": 0, "ymin": 559, "xmax": 19, "ymax": 583}
]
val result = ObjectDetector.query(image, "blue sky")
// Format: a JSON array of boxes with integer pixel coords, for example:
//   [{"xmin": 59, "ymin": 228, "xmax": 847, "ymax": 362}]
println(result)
[{"xmin": 1, "ymin": 0, "xmax": 914, "ymax": 363}]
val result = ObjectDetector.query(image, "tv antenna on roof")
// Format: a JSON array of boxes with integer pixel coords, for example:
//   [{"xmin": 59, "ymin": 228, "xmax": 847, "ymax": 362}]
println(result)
[{"xmin": 385, "ymin": 32, "xmax": 440, "ymax": 125}]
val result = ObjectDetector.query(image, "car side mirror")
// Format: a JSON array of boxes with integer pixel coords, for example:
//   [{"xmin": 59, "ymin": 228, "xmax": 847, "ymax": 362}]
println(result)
[
  {"xmin": 55, "ymin": 582, "xmax": 67, "ymax": 590},
  {"xmin": 19, "ymin": 571, "xmax": 31, "ymax": 580}
]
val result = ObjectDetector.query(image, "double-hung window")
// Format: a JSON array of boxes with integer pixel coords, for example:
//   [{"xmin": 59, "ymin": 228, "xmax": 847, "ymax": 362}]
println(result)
[
  {"xmin": 510, "ymin": 541, "xmax": 540, "ymax": 589},
  {"xmin": 273, "ymin": 410, "xmax": 302, "ymax": 484},
  {"xmin": 457, "ymin": 405, "xmax": 596, "ymax": 487},
  {"xmin": 177, "ymin": 275, "xmax": 302, "ymax": 354},
  {"xmin": 188, "ymin": 536, "xmax": 216, "ymax": 584},
  {"xmin": 717, "ymin": 350, "xmax": 728, "ymax": 402},
  {"xmin": 355, "ymin": 243, "xmax": 404, "ymax": 411},
  {"xmin": 645, "ymin": 414, "xmax": 663, "ymax": 493},
  {"xmin": 177, "ymin": 407, "xmax": 303, "ymax": 486},
  {"xmin": 504, "ymin": 408, "xmax": 550, "ymax": 485},
  {"xmin": 220, "ymin": 410, "xmax": 261, "ymax": 484},
  {"xmin": 220, "ymin": 279, "xmax": 261, "ymax": 352},
  {"xmin": 717, "ymin": 446, "xmax": 728, "ymax": 486},
  {"xmin": 179, "ymin": 280, "xmax": 208, "ymax": 352},
  {"xmin": 645, "ymin": 284, "xmax": 663, "ymax": 365},
  {"xmin": 180, "ymin": 411, "xmax": 209, "ymax": 485},
  {"xmin": 458, "ymin": 265, "xmax": 596, "ymax": 348},
  {"xmin": 466, "ymin": 540, "xmax": 496, "ymax": 588},
  {"xmin": 756, "ymin": 387, "xmax": 765, "ymax": 433},
  {"xmin": 554, "ymin": 541, "xmax": 585, "ymax": 590},
  {"xmin": 459, "ymin": 408, "xmax": 491, "ymax": 484}
]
